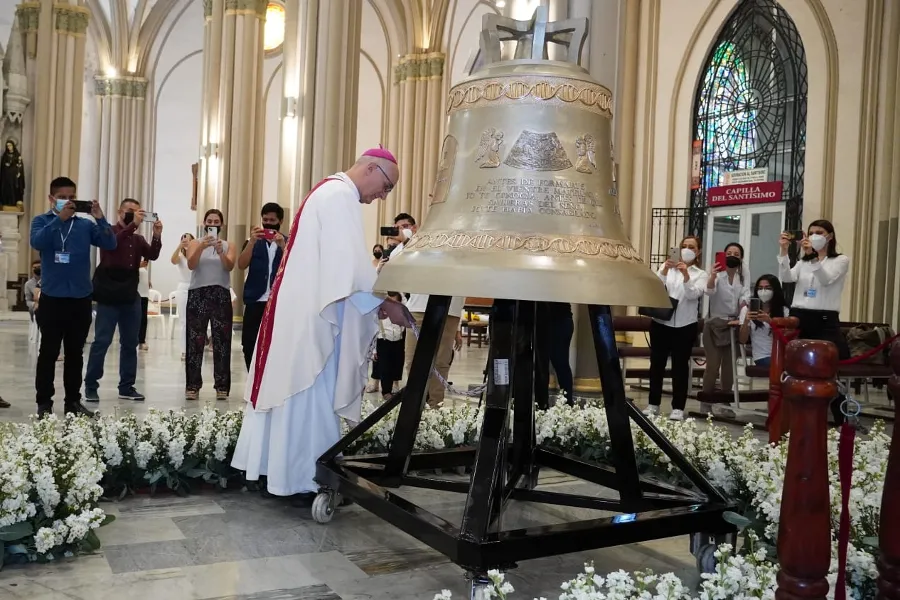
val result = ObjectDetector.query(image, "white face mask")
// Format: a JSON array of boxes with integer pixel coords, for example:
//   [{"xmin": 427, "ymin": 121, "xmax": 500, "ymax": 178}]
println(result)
[
  {"xmin": 809, "ymin": 233, "xmax": 828, "ymax": 251},
  {"xmin": 680, "ymin": 248, "xmax": 696, "ymax": 263},
  {"xmin": 757, "ymin": 289, "xmax": 774, "ymax": 303},
  {"xmin": 401, "ymin": 228, "xmax": 413, "ymax": 241}
]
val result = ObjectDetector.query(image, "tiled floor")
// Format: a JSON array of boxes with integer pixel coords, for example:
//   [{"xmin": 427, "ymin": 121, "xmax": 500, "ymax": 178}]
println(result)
[{"xmin": 0, "ymin": 318, "xmax": 892, "ymax": 599}]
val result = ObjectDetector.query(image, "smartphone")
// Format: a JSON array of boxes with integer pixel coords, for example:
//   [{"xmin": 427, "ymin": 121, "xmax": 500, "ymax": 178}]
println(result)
[
  {"xmin": 261, "ymin": 228, "xmax": 277, "ymax": 240},
  {"xmin": 205, "ymin": 226, "xmax": 220, "ymax": 239},
  {"xmin": 143, "ymin": 212, "xmax": 159, "ymax": 223},
  {"xmin": 74, "ymin": 200, "xmax": 93, "ymax": 213},
  {"xmin": 667, "ymin": 247, "xmax": 679, "ymax": 263},
  {"xmin": 381, "ymin": 226, "xmax": 399, "ymax": 237},
  {"xmin": 715, "ymin": 251, "xmax": 727, "ymax": 271},
  {"xmin": 785, "ymin": 230, "xmax": 804, "ymax": 241},
  {"xmin": 750, "ymin": 298, "xmax": 762, "ymax": 313}
]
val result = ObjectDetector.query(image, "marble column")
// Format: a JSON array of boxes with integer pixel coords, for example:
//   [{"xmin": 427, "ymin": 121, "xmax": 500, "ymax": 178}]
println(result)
[
  {"xmin": 198, "ymin": 0, "xmax": 267, "ymax": 308},
  {"xmin": 92, "ymin": 76, "xmax": 149, "ymax": 216},
  {"xmin": 378, "ymin": 51, "xmax": 444, "ymax": 225},
  {"xmin": 278, "ymin": 0, "xmax": 362, "ymax": 218},
  {"xmin": 27, "ymin": 0, "xmax": 89, "ymax": 218}
]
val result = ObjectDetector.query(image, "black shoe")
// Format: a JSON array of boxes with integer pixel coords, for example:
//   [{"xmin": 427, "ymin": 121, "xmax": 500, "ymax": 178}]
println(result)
[
  {"xmin": 118, "ymin": 388, "xmax": 145, "ymax": 401},
  {"xmin": 37, "ymin": 403, "xmax": 53, "ymax": 418},
  {"xmin": 84, "ymin": 388, "xmax": 100, "ymax": 403},
  {"xmin": 64, "ymin": 402, "xmax": 96, "ymax": 418},
  {"xmin": 0, "ymin": 397, "xmax": 10, "ymax": 408}
]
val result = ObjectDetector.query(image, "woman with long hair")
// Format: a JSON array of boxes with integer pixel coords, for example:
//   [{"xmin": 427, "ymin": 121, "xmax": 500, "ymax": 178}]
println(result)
[
  {"xmin": 170, "ymin": 233, "xmax": 195, "ymax": 360},
  {"xmin": 371, "ymin": 244, "xmax": 385, "ymax": 269},
  {"xmin": 738, "ymin": 274, "xmax": 788, "ymax": 368},
  {"xmin": 778, "ymin": 219, "xmax": 851, "ymax": 423},
  {"xmin": 701, "ymin": 242, "xmax": 750, "ymax": 409},
  {"xmin": 185, "ymin": 210, "xmax": 236, "ymax": 401},
  {"xmin": 645, "ymin": 235, "xmax": 709, "ymax": 421}
]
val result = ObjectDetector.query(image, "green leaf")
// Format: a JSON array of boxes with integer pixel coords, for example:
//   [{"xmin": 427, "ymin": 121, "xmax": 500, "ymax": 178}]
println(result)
[
  {"xmin": 100, "ymin": 514, "xmax": 116, "ymax": 527},
  {"xmin": 722, "ymin": 511, "xmax": 753, "ymax": 530},
  {"xmin": 0, "ymin": 522, "xmax": 34, "ymax": 542},
  {"xmin": 147, "ymin": 470, "xmax": 164, "ymax": 485},
  {"xmin": 83, "ymin": 530, "xmax": 101, "ymax": 551}
]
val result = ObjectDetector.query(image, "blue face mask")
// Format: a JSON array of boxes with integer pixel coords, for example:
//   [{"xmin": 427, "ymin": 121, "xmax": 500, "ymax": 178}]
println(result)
[{"xmin": 54, "ymin": 199, "xmax": 69, "ymax": 212}]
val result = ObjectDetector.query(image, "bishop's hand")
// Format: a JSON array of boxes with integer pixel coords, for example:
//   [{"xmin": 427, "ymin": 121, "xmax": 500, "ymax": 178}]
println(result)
[{"xmin": 378, "ymin": 297, "xmax": 411, "ymax": 327}]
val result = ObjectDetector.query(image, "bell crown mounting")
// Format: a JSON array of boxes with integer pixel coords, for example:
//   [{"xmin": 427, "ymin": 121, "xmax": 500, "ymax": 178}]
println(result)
[{"xmin": 479, "ymin": 6, "xmax": 588, "ymax": 66}]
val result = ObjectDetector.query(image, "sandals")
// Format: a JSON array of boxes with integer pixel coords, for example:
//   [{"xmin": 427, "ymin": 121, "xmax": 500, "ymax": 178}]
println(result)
[
  {"xmin": 216, "ymin": 391, "xmax": 229, "ymax": 401},
  {"xmin": 185, "ymin": 390, "xmax": 198, "ymax": 401}
]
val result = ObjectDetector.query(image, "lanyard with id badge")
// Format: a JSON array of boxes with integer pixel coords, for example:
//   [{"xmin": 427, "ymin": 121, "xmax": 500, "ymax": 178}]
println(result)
[
  {"xmin": 805, "ymin": 267, "xmax": 818, "ymax": 299},
  {"xmin": 55, "ymin": 220, "xmax": 75, "ymax": 264}
]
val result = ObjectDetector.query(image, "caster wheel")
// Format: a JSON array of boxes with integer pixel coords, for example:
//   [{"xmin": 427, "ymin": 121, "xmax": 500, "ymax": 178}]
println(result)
[
  {"xmin": 312, "ymin": 492, "xmax": 335, "ymax": 524},
  {"xmin": 695, "ymin": 543, "xmax": 717, "ymax": 574}
]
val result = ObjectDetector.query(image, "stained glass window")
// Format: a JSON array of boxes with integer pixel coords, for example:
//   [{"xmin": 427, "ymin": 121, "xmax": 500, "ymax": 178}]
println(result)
[
  {"xmin": 697, "ymin": 42, "xmax": 758, "ymax": 190},
  {"xmin": 689, "ymin": 0, "xmax": 808, "ymax": 235}
]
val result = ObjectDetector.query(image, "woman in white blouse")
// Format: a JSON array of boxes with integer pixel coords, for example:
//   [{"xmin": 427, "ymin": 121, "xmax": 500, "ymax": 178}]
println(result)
[
  {"xmin": 701, "ymin": 242, "xmax": 750, "ymax": 409},
  {"xmin": 170, "ymin": 233, "xmax": 195, "ymax": 360},
  {"xmin": 644, "ymin": 235, "xmax": 709, "ymax": 421},
  {"xmin": 778, "ymin": 219, "xmax": 850, "ymax": 424}
]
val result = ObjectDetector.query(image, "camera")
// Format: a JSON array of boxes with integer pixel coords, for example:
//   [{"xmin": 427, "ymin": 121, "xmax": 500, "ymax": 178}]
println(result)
[{"xmin": 380, "ymin": 226, "xmax": 399, "ymax": 237}]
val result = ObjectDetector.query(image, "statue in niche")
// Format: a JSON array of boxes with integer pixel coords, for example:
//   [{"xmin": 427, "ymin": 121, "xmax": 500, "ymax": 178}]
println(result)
[{"xmin": 0, "ymin": 139, "xmax": 24, "ymax": 211}]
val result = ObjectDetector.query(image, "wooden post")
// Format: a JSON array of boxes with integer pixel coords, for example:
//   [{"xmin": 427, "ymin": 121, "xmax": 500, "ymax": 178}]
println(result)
[
  {"xmin": 767, "ymin": 316, "xmax": 800, "ymax": 444},
  {"xmin": 776, "ymin": 339, "xmax": 838, "ymax": 600},
  {"xmin": 878, "ymin": 341, "xmax": 900, "ymax": 600}
]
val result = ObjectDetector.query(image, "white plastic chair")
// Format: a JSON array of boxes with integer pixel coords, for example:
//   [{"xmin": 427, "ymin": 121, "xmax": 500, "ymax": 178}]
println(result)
[
  {"xmin": 147, "ymin": 290, "xmax": 166, "ymax": 339},
  {"xmin": 166, "ymin": 291, "xmax": 179, "ymax": 339}
]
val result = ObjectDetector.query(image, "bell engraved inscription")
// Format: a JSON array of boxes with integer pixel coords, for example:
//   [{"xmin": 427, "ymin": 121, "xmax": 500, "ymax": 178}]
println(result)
[
  {"xmin": 376, "ymin": 7, "xmax": 669, "ymax": 308},
  {"xmin": 504, "ymin": 130, "xmax": 572, "ymax": 172}
]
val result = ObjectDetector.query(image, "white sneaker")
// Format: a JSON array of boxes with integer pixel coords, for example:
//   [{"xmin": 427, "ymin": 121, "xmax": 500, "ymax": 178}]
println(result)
[
  {"xmin": 643, "ymin": 405, "xmax": 660, "ymax": 416},
  {"xmin": 669, "ymin": 409, "xmax": 685, "ymax": 421}
]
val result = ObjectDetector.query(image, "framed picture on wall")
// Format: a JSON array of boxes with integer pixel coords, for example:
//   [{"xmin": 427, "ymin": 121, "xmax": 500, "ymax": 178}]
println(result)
[{"xmin": 191, "ymin": 163, "xmax": 198, "ymax": 211}]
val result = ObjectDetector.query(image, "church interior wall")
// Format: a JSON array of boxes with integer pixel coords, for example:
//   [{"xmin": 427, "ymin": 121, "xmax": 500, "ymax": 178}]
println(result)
[
  {"xmin": 630, "ymin": 0, "xmax": 886, "ymax": 320},
  {"xmin": 358, "ymin": 0, "xmax": 390, "ymax": 252},
  {"xmin": 147, "ymin": 1, "xmax": 204, "ymax": 298}
]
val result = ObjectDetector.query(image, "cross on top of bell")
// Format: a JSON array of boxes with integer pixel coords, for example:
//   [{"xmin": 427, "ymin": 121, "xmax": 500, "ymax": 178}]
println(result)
[{"xmin": 479, "ymin": 6, "xmax": 588, "ymax": 66}]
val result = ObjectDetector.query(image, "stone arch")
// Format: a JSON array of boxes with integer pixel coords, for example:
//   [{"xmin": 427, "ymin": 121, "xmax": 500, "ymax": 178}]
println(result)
[{"xmin": 662, "ymin": 0, "xmax": 837, "ymax": 225}]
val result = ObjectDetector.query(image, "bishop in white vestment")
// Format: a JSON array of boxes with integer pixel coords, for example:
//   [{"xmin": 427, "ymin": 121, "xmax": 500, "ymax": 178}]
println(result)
[{"xmin": 232, "ymin": 148, "xmax": 406, "ymax": 496}]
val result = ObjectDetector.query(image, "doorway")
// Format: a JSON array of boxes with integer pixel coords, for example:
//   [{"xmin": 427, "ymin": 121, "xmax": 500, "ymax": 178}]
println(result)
[{"xmin": 704, "ymin": 203, "xmax": 786, "ymax": 288}]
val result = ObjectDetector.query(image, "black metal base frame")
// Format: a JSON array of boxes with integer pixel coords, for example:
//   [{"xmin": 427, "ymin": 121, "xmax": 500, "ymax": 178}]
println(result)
[{"xmin": 316, "ymin": 297, "xmax": 734, "ymax": 572}]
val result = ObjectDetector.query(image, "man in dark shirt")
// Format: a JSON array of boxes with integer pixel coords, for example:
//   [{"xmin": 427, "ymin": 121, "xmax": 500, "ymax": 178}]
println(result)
[
  {"xmin": 30, "ymin": 176, "xmax": 117, "ymax": 417},
  {"xmin": 237, "ymin": 202, "xmax": 286, "ymax": 370},
  {"xmin": 84, "ymin": 198, "xmax": 163, "ymax": 403}
]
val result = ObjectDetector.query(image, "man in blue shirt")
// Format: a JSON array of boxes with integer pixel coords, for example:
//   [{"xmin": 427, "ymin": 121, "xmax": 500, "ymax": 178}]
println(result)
[{"xmin": 30, "ymin": 176, "xmax": 116, "ymax": 417}]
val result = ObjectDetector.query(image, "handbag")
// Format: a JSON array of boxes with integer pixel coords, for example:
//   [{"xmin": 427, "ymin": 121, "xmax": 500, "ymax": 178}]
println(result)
[{"xmin": 638, "ymin": 297, "xmax": 679, "ymax": 321}]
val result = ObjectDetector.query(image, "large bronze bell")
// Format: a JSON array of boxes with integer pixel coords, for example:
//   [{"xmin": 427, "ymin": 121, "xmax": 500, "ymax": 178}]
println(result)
[{"xmin": 376, "ymin": 9, "xmax": 669, "ymax": 308}]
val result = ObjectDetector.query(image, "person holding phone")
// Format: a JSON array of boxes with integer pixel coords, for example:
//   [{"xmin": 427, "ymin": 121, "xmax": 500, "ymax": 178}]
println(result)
[
  {"xmin": 30, "ymin": 176, "xmax": 116, "ymax": 417},
  {"xmin": 738, "ymin": 275, "xmax": 788, "ymax": 368},
  {"xmin": 371, "ymin": 244, "xmax": 385, "ymax": 269},
  {"xmin": 185, "ymin": 209, "xmax": 237, "ymax": 401},
  {"xmin": 85, "ymin": 198, "xmax": 163, "ymax": 403},
  {"xmin": 700, "ymin": 242, "xmax": 750, "ymax": 412},
  {"xmin": 170, "ymin": 233, "xmax": 195, "ymax": 359},
  {"xmin": 778, "ymin": 219, "xmax": 851, "ymax": 424},
  {"xmin": 644, "ymin": 236, "xmax": 708, "ymax": 421},
  {"xmin": 238, "ymin": 202, "xmax": 286, "ymax": 371}
]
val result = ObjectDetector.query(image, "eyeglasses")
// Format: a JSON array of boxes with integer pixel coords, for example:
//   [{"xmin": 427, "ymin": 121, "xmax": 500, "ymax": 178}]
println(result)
[{"xmin": 374, "ymin": 164, "xmax": 395, "ymax": 194}]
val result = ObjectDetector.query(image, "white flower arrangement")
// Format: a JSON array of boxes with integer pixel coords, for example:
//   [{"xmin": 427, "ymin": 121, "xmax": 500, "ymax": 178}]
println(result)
[
  {"xmin": 0, "ymin": 408, "xmax": 244, "ymax": 565},
  {"xmin": 0, "ymin": 401, "xmax": 888, "ymax": 600}
]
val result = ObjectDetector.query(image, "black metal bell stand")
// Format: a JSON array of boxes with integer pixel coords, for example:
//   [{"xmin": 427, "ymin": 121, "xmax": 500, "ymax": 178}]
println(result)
[{"xmin": 313, "ymin": 295, "xmax": 734, "ymax": 584}]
